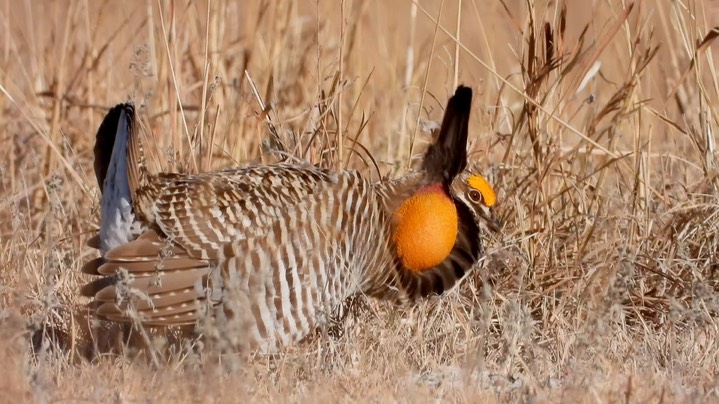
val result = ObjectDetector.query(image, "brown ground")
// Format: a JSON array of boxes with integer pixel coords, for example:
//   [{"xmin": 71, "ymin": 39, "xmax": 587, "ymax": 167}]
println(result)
[{"xmin": 1, "ymin": 0, "xmax": 719, "ymax": 402}]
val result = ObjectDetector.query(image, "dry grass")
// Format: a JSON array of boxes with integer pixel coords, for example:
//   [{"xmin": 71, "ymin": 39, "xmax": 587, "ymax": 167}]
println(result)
[{"xmin": 2, "ymin": 0, "xmax": 719, "ymax": 401}]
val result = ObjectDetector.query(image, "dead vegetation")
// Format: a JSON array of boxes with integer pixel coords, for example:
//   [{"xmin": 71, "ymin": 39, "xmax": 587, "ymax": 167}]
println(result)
[{"xmin": 1, "ymin": 0, "xmax": 719, "ymax": 402}]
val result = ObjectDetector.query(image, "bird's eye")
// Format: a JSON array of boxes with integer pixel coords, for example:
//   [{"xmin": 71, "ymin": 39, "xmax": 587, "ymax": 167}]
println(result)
[{"xmin": 467, "ymin": 189, "xmax": 482, "ymax": 203}]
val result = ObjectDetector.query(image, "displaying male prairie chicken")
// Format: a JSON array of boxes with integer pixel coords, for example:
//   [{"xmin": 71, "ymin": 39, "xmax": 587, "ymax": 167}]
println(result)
[{"xmin": 81, "ymin": 85, "xmax": 499, "ymax": 354}]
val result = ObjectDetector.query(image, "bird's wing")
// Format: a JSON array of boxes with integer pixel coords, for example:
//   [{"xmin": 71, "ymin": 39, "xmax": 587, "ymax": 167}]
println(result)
[{"xmin": 142, "ymin": 164, "xmax": 343, "ymax": 260}]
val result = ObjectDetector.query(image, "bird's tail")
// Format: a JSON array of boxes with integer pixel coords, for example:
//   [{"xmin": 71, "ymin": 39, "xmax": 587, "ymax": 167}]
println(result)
[
  {"xmin": 93, "ymin": 104, "xmax": 128, "ymax": 191},
  {"xmin": 91, "ymin": 103, "xmax": 146, "ymax": 253}
]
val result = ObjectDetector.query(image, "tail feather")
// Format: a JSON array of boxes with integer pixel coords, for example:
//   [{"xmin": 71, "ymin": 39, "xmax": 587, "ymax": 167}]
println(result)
[
  {"xmin": 93, "ymin": 104, "xmax": 127, "ymax": 190},
  {"xmin": 122, "ymin": 104, "xmax": 158, "ymax": 224},
  {"xmin": 421, "ymin": 85, "xmax": 472, "ymax": 183},
  {"xmin": 95, "ymin": 103, "xmax": 142, "ymax": 253},
  {"xmin": 124, "ymin": 104, "xmax": 148, "ymax": 205}
]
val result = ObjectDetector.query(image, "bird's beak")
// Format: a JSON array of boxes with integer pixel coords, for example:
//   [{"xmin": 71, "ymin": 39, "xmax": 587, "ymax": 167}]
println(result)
[{"xmin": 480, "ymin": 205, "xmax": 502, "ymax": 233}]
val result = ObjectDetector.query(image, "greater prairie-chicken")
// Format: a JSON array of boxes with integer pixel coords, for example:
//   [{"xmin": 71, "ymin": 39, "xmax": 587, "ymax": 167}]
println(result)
[{"xmin": 81, "ymin": 86, "xmax": 499, "ymax": 354}]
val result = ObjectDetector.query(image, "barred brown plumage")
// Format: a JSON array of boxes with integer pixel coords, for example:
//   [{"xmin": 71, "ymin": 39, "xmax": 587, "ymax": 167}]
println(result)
[{"xmin": 81, "ymin": 85, "xmax": 500, "ymax": 354}]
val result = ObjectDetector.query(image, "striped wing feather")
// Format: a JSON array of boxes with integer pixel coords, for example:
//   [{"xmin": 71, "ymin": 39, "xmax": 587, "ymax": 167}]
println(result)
[{"xmin": 142, "ymin": 165, "xmax": 339, "ymax": 260}]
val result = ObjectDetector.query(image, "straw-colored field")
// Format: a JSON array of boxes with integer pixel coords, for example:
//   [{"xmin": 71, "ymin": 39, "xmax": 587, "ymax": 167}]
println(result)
[{"xmin": 2, "ymin": 0, "xmax": 719, "ymax": 402}]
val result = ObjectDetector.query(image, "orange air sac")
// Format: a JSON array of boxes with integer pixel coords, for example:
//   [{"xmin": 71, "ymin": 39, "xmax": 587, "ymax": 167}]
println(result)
[{"xmin": 393, "ymin": 184, "xmax": 458, "ymax": 272}]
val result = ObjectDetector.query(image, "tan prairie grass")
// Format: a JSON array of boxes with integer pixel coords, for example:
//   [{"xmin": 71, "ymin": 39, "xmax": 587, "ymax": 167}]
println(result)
[{"xmin": 1, "ymin": 0, "xmax": 719, "ymax": 401}]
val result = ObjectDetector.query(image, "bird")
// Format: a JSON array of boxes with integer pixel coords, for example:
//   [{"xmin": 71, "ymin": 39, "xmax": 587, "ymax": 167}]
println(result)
[{"xmin": 80, "ymin": 85, "xmax": 499, "ymax": 354}]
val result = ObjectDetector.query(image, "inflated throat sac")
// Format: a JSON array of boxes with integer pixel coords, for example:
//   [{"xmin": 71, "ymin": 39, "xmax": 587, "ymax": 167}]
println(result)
[{"xmin": 393, "ymin": 184, "xmax": 458, "ymax": 272}]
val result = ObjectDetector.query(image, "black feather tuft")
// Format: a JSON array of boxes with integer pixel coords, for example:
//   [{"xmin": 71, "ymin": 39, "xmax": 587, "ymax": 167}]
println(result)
[
  {"xmin": 421, "ymin": 85, "xmax": 473, "ymax": 183},
  {"xmin": 94, "ymin": 103, "xmax": 135, "ymax": 192}
]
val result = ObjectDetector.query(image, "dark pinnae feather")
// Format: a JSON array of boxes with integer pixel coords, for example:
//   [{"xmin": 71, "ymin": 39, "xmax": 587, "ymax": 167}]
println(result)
[{"xmin": 421, "ymin": 85, "xmax": 473, "ymax": 183}]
